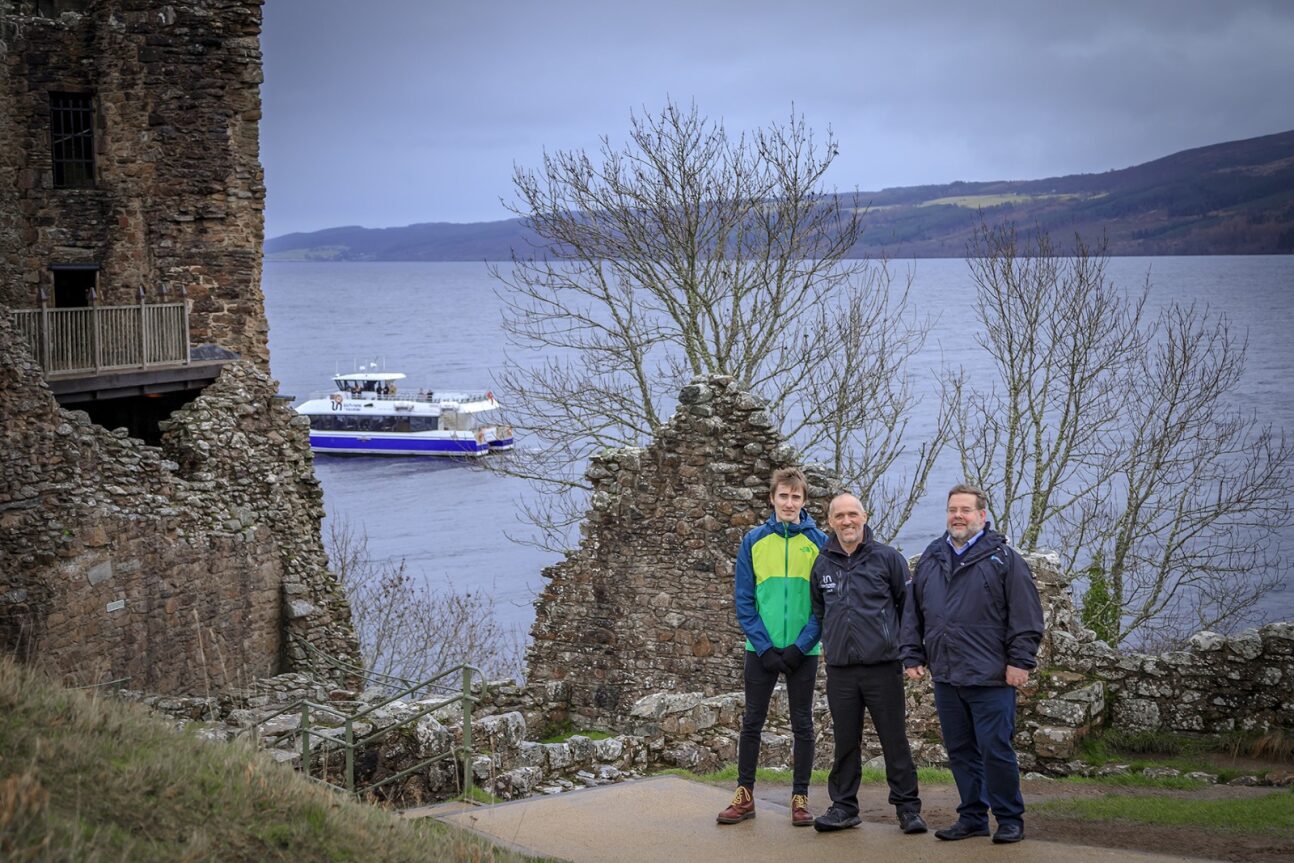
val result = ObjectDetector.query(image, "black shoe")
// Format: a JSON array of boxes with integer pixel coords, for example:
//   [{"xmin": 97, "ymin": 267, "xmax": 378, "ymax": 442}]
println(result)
[
  {"xmin": 934, "ymin": 822, "xmax": 990, "ymax": 841},
  {"xmin": 992, "ymin": 823, "xmax": 1025, "ymax": 844},
  {"xmin": 898, "ymin": 812, "xmax": 928, "ymax": 834},
  {"xmin": 813, "ymin": 807, "xmax": 862, "ymax": 832}
]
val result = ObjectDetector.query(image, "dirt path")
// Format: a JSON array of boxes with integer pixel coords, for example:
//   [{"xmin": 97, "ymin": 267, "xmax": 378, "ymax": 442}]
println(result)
[{"xmin": 747, "ymin": 778, "xmax": 1292, "ymax": 863}]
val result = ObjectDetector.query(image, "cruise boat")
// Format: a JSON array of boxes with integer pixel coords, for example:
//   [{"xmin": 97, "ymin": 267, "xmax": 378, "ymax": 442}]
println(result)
[{"xmin": 294, "ymin": 371, "xmax": 514, "ymax": 457}]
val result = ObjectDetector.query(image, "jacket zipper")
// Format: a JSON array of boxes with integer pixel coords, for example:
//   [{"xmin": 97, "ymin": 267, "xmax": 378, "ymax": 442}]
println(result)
[{"xmin": 782, "ymin": 522, "xmax": 789, "ymax": 650}]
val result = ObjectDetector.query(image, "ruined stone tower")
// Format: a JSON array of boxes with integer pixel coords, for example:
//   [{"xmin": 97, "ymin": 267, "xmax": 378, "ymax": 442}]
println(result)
[
  {"xmin": 0, "ymin": 0, "xmax": 269, "ymax": 366},
  {"xmin": 525, "ymin": 375, "xmax": 837, "ymax": 729},
  {"xmin": 0, "ymin": 0, "xmax": 359, "ymax": 693}
]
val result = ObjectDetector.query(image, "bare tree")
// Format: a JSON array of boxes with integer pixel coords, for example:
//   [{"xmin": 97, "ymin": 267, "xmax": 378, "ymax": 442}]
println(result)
[
  {"xmin": 949, "ymin": 222, "xmax": 1149, "ymax": 549},
  {"xmin": 490, "ymin": 100, "xmax": 945, "ymax": 548},
  {"xmin": 1064, "ymin": 304, "xmax": 1291, "ymax": 648},
  {"xmin": 327, "ymin": 520, "xmax": 525, "ymax": 683},
  {"xmin": 952, "ymin": 221, "xmax": 1292, "ymax": 647}
]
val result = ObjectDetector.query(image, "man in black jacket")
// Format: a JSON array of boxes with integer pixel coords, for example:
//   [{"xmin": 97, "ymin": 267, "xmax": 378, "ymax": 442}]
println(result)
[
  {"xmin": 810, "ymin": 493, "xmax": 925, "ymax": 835},
  {"xmin": 900, "ymin": 483, "xmax": 1045, "ymax": 845}
]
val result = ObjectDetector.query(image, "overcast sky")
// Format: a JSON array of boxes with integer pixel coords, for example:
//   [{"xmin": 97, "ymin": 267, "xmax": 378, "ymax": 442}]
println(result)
[{"xmin": 260, "ymin": 0, "xmax": 1294, "ymax": 238}]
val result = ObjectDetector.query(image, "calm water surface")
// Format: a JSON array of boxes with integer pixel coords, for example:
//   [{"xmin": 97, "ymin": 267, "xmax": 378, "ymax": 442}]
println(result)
[{"xmin": 264, "ymin": 257, "xmax": 1294, "ymax": 633}]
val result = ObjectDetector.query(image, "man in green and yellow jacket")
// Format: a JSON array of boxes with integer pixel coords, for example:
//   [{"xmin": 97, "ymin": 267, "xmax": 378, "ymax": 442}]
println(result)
[{"xmin": 716, "ymin": 467, "xmax": 827, "ymax": 828}]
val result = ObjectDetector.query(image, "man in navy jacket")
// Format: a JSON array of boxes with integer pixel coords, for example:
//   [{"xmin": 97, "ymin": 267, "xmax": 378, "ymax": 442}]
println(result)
[{"xmin": 900, "ymin": 484, "xmax": 1044, "ymax": 845}]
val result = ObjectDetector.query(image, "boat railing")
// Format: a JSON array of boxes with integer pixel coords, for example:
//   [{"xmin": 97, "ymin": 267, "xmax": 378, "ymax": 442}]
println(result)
[{"xmin": 311, "ymin": 390, "xmax": 495, "ymax": 404}]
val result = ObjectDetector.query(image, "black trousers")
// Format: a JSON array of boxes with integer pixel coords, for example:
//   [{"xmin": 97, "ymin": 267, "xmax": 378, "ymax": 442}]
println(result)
[
  {"xmin": 825, "ymin": 660, "xmax": 921, "ymax": 817},
  {"xmin": 737, "ymin": 650, "xmax": 818, "ymax": 795}
]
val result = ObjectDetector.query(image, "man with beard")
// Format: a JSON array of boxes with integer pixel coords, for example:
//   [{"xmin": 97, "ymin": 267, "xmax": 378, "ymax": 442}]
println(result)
[
  {"xmin": 809, "ymin": 493, "xmax": 925, "ymax": 835},
  {"xmin": 717, "ymin": 467, "xmax": 827, "ymax": 828},
  {"xmin": 901, "ymin": 483, "xmax": 1044, "ymax": 845}
]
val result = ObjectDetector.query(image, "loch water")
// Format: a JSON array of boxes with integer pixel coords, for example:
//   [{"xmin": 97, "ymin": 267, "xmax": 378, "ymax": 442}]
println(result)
[{"xmin": 264, "ymin": 256, "xmax": 1294, "ymax": 635}]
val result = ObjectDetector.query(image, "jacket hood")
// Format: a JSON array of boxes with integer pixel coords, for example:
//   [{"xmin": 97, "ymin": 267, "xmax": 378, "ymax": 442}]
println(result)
[{"xmin": 764, "ymin": 507, "xmax": 820, "ymax": 536}]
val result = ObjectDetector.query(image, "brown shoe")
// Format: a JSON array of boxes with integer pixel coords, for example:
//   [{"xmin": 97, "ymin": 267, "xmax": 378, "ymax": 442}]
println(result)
[
  {"xmin": 716, "ymin": 786, "xmax": 756, "ymax": 824},
  {"xmin": 791, "ymin": 793, "xmax": 814, "ymax": 827}
]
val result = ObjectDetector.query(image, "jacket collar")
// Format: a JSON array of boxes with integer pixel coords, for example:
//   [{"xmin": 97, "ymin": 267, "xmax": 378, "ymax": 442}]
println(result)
[
  {"xmin": 928, "ymin": 524, "xmax": 1005, "ymax": 567},
  {"xmin": 764, "ymin": 507, "xmax": 819, "ymax": 536}
]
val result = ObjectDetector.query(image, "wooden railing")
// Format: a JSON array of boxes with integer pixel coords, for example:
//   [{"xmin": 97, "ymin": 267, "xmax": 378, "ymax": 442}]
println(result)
[{"xmin": 10, "ymin": 303, "xmax": 190, "ymax": 376}]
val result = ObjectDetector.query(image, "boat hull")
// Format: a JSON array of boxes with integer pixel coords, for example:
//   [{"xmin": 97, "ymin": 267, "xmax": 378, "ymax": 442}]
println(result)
[{"xmin": 309, "ymin": 432, "xmax": 488, "ymax": 457}]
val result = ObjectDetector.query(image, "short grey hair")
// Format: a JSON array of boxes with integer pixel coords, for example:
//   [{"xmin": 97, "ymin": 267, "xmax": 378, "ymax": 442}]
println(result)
[{"xmin": 827, "ymin": 492, "xmax": 867, "ymax": 517}]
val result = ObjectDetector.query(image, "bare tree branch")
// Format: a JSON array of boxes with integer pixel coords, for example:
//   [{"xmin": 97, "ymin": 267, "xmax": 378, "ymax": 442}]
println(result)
[
  {"xmin": 327, "ymin": 520, "xmax": 525, "ymax": 682},
  {"xmin": 953, "ymin": 221, "xmax": 1292, "ymax": 647},
  {"xmin": 489, "ymin": 100, "xmax": 941, "ymax": 547}
]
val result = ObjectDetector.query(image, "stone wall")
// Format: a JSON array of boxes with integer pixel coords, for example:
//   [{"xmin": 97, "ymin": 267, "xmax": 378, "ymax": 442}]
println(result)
[
  {"xmin": 1023, "ymin": 557, "xmax": 1294, "ymax": 765},
  {"xmin": 525, "ymin": 375, "xmax": 837, "ymax": 729},
  {"xmin": 132, "ymin": 666, "xmax": 1288, "ymax": 812},
  {"xmin": 0, "ymin": 0, "xmax": 269, "ymax": 366},
  {"xmin": 0, "ymin": 312, "xmax": 358, "ymax": 692}
]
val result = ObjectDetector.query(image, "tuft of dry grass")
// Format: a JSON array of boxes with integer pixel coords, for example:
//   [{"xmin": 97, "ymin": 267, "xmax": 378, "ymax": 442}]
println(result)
[
  {"xmin": 0, "ymin": 657, "xmax": 549, "ymax": 862},
  {"xmin": 1249, "ymin": 729, "xmax": 1294, "ymax": 762}
]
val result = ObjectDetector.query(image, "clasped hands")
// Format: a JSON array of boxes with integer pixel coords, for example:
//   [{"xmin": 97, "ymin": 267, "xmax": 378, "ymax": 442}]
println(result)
[
  {"xmin": 759, "ymin": 645, "xmax": 805, "ymax": 674},
  {"xmin": 903, "ymin": 664, "xmax": 1031, "ymax": 688}
]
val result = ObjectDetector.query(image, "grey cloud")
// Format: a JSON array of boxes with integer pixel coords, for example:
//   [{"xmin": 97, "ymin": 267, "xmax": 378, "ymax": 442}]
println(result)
[{"xmin": 261, "ymin": 0, "xmax": 1294, "ymax": 236}]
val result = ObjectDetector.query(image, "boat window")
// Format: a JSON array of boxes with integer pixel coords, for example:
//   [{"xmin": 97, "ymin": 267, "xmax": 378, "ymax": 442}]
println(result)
[{"xmin": 309, "ymin": 413, "xmax": 442, "ymax": 433}]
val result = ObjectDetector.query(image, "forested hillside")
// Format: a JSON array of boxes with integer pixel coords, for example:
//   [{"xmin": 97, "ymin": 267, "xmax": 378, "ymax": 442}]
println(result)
[{"xmin": 266, "ymin": 129, "xmax": 1294, "ymax": 260}]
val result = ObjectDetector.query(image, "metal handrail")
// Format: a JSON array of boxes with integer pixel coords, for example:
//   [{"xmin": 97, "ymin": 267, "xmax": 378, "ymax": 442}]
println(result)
[
  {"xmin": 245, "ymin": 661, "xmax": 482, "ymax": 801},
  {"xmin": 68, "ymin": 676, "xmax": 132, "ymax": 691},
  {"xmin": 289, "ymin": 633, "xmax": 418, "ymax": 694}
]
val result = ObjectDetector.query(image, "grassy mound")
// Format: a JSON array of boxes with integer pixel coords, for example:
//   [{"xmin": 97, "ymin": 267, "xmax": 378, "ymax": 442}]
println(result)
[{"xmin": 0, "ymin": 658, "xmax": 536, "ymax": 862}]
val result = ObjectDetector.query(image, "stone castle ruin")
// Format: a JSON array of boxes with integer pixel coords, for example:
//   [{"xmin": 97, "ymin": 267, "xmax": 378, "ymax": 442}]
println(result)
[
  {"xmin": 1, "ymin": 0, "xmax": 269, "ymax": 366},
  {"xmin": 525, "ymin": 376, "xmax": 837, "ymax": 726},
  {"xmin": 0, "ymin": 0, "xmax": 358, "ymax": 693}
]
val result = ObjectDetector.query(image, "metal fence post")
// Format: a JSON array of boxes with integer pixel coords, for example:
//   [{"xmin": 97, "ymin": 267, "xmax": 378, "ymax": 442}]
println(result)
[
  {"xmin": 300, "ymin": 703, "xmax": 311, "ymax": 778},
  {"xmin": 345, "ymin": 717, "xmax": 355, "ymax": 795},
  {"xmin": 89, "ymin": 288, "xmax": 102, "ymax": 372},
  {"xmin": 38, "ymin": 289, "xmax": 51, "ymax": 371},
  {"xmin": 180, "ymin": 285, "xmax": 191, "ymax": 366},
  {"xmin": 461, "ymin": 666, "xmax": 474, "ymax": 801},
  {"xmin": 138, "ymin": 286, "xmax": 148, "ymax": 367}
]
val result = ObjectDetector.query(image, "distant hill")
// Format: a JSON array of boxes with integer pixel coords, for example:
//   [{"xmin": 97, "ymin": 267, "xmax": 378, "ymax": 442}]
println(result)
[{"xmin": 265, "ymin": 130, "xmax": 1294, "ymax": 261}]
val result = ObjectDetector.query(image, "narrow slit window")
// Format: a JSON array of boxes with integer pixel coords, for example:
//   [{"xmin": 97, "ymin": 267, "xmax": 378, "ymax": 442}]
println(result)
[{"xmin": 50, "ymin": 92, "xmax": 95, "ymax": 188}]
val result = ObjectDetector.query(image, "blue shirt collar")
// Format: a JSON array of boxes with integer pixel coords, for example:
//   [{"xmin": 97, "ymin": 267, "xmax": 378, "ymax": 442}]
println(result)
[{"xmin": 947, "ymin": 529, "xmax": 984, "ymax": 556}]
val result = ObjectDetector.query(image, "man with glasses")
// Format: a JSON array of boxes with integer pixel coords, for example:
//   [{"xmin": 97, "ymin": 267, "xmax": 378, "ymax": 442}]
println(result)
[{"xmin": 900, "ymin": 484, "xmax": 1044, "ymax": 845}]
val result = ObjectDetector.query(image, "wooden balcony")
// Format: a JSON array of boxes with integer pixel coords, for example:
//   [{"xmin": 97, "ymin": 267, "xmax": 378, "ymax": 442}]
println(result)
[
  {"xmin": 10, "ymin": 303, "xmax": 231, "ymax": 404},
  {"xmin": 11, "ymin": 302, "xmax": 190, "ymax": 377}
]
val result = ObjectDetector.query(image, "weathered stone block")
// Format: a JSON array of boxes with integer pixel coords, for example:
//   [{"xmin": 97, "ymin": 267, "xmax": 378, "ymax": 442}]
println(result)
[
  {"xmin": 1112, "ymin": 697, "xmax": 1161, "ymax": 731},
  {"xmin": 1034, "ymin": 698, "xmax": 1090, "ymax": 727},
  {"xmin": 1033, "ymin": 725, "xmax": 1080, "ymax": 759},
  {"xmin": 1189, "ymin": 631, "xmax": 1226, "ymax": 652}
]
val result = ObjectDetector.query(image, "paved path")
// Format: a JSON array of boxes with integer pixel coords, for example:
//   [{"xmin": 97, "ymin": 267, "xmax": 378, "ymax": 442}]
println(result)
[{"xmin": 409, "ymin": 775, "xmax": 1216, "ymax": 863}]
